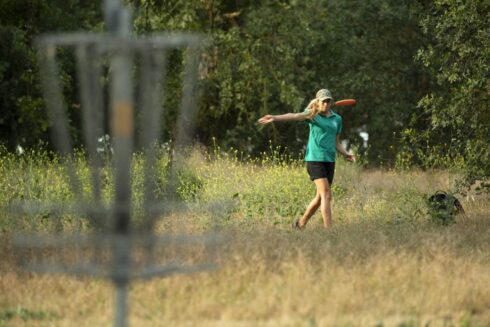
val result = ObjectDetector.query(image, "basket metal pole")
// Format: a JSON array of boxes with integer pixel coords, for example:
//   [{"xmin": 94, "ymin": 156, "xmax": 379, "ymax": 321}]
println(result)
[
  {"xmin": 105, "ymin": 1, "xmax": 134, "ymax": 326},
  {"xmin": 115, "ymin": 282, "xmax": 129, "ymax": 327}
]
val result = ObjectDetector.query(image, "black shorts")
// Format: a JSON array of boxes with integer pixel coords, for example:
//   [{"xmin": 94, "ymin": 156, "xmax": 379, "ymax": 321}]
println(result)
[{"xmin": 306, "ymin": 161, "xmax": 335, "ymax": 184}]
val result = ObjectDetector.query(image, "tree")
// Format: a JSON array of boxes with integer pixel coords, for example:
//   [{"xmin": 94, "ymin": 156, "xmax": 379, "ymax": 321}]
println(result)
[
  {"xmin": 400, "ymin": 0, "xmax": 490, "ymax": 191},
  {"xmin": 130, "ymin": 0, "xmax": 431, "ymax": 162},
  {"xmin": 319, "ymin": 0, "xmax": 432, "ymax": 165},
  {"xmin": 129, "ymin": 0, "xmax": 332, "ymax": 154},
  {"xmin": 0, "ymin": 0, "xmax": 102, "ymax": 150}
]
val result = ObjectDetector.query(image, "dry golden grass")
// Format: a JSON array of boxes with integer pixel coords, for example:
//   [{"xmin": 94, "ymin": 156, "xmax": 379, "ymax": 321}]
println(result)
[
  {"xmin": 2, "ymin": 215, "xmax": 490, "ymax": 326},
  {"xmin": 1, "ymin": 163, "xmax": 489, "ymax": 326}
]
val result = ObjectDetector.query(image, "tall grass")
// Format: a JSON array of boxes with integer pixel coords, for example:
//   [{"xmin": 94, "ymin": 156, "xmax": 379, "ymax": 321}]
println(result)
[{"xmin": 1, "ymin": 145, "xmax": 489, "ymax": 326}]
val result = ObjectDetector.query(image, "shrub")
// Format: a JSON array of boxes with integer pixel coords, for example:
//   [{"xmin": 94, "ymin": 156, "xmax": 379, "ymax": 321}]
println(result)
[{"xmin": 426, "ymin": 191, "xmax": 464, "ymax": 226}]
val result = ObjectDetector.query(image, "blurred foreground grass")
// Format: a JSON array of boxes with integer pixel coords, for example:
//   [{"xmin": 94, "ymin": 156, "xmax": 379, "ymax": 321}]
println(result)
[{"xmin": 0, "ymin": 146, "xmax": 489, "ymax": 326}]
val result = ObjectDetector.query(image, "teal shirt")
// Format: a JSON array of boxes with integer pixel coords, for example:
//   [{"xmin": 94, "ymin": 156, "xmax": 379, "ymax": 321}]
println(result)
[{"xmin": 304, "ymin": 109, "xmax": 343, "ymax": 162}]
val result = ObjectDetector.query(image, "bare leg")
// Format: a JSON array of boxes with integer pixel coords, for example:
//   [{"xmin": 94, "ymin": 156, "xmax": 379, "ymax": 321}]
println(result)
[
  {"xmin": 298, "ymin": 193, "xmax": 321, "ymax": 227},
  {"xmin": 314, "ymin": 178, "xmax": 333, "ymax": 228}
]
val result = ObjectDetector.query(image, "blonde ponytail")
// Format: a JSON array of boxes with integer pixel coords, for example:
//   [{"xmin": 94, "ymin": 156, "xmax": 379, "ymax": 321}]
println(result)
[{"xmin": 305, "ymin": 99, "xmax": 321, "ymax": 119}]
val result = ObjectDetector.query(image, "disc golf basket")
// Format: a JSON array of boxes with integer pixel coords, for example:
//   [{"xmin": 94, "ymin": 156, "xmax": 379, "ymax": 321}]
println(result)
[{"xmin": 10, "ymin": 1, "xmax": 219, "ymax": 326}]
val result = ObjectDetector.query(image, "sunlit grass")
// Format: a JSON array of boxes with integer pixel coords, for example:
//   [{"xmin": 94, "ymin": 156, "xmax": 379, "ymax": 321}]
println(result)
[{"xmin": 1, "ymin": 146, "xmax": 489, "ymax": 326}]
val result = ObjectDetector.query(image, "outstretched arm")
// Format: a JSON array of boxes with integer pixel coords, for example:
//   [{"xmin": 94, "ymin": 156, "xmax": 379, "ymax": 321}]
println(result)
[
  {"xmin": 336, "ymin": 135, "xmax": 356, "ymax": 162},
  {"xmin": 258, "ymin": 112, "xmax": 308, "ymax": 125},
  {"xmin": 258, "ymin": 99, "xmax": 318, "ymax": 125}
]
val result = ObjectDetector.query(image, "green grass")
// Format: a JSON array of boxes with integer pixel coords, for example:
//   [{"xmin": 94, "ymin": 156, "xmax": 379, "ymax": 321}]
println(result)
[
  {"xmin": 0, "ymin": 144, "xmax": 467, "ymax": 232},
  {"xmin": 0, "ymin": 306, "xmax": 60, "ymax": 325}
]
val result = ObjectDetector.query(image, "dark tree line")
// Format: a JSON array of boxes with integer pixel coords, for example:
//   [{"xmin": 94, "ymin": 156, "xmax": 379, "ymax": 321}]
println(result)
[{"xmin": 1, "ymin": 0, "xmax": 488, "ymax": 189}]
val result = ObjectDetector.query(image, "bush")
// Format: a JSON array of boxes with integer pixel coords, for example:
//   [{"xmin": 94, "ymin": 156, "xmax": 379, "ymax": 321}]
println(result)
[{"xmin": 426, "ymin": 191, "xmax": 464, "ymax": 226}]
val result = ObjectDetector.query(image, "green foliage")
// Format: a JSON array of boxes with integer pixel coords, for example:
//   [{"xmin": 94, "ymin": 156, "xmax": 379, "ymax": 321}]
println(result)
[
  {"xmin": 0, "ymin": 0, "xmax": 102, "ymax": 150},
  {"xmin": 0, "ymin": 25, "xmax": 47, "ymax": 149},
  {"xmin": 236, "ymin": 165, "xmax": 311, "ymax": 224},
  {"xmin": 0, "ymin": 0, "xmax": 487, "ymax": 186},
  {"xmin": 0, "ymin": 307, "xmax": 60, "ymax": 323},
  {"xmin": 176, "ymin": 168, "xmax": 204, "ymax": 201},
  {"xmin": 1, "ymin": 145, "xmax": 472, "ymax": 233},
  {"xmin": 324, "ymin": 0, "xmax": 431, "ymax": 165},
  {"xmin": 0, "ymin": 145, "xmax": 207, "ymax": 232},
  {"xmin": 130, "ymin": 0, "xmax": 430, "ymax": 163},
  {"xmin": 401, "ymin": 0, "xmax": 490, "ymax": 192},
  {"xmin": 425, "ymin": 191, "xmax": 461, "ymax": 226}
]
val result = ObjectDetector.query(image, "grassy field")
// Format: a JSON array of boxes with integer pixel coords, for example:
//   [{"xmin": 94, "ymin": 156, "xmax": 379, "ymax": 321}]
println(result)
[{"xmin": 1, "ymin": 147, "xmax": 489, "ymax": 326}]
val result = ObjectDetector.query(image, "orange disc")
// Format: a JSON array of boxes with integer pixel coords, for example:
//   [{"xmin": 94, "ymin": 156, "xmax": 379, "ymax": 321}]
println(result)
[{"xmin": 335, "ymin": 99, "xmax": 357, "ymax": 106}]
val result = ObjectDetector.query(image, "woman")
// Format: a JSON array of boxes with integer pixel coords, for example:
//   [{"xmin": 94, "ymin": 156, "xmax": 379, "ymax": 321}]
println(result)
[{"xmin": 258, "ymin": 89, "xmax": 355, "ymax": 229}]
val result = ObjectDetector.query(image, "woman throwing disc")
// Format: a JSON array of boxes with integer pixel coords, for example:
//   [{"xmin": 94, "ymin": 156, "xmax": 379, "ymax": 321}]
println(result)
[{"xmin": 258, "ymin": 89, "xmax": 355, "ymax": 229}]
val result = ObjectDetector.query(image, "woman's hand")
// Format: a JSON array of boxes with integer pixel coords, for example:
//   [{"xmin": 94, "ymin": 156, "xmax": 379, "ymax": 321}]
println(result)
[
  {"xmin": 345, "ymin": 153, "xmax": 356, "ymax": 162},
  {"xmin": 336, "ymin": 136, "xmax": 356, "ymax": 162},
  {"xmin": 258, "ymin": 115, "xmax": 275, "ymax": 125}
]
